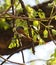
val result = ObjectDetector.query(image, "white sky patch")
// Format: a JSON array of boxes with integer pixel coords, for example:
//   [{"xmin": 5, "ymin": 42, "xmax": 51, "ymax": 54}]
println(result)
[
  {"xmin": 0, "ymin": 41, "xmax": 56, "ymax": 65},
  {"xmin": 38, "ymin": 0, "xmax": 49, "ymax": 4},
  {"xmin": 0, "ymin": 0, "xmax": 50, "ymax": 6},
  {"xmin": 22, "ymin": 0, "xmax": 36, "ymax": 6},
  {"xmin": 22, "ymin": 0, "xmax": 50, "ymax": 6},
  {"xmin": 0, "ymin": 0, "xmax": 4, "ymax": 6}
]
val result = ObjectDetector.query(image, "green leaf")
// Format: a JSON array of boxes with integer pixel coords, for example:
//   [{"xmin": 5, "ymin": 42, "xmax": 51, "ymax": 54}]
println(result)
[
  {"xmin": 4, "ymin": 0, "xmax": 11, "ymax": 5},
  {"xmin": 33, "ymin": 20, "xmax": 39, "ymax": 26},
  {"xmin": 54, "ymin": 0, "xmax": 56, "ymax": 4},
  {"xmin": 26, "ymin": 6, "xmax": 37, "ymax": 18},
  {"xmin": 51, "ymin": 49, "xmax": 56, "ymax": 58},
  {"xmin": 54, "ymin": 15, "xmax": 56, "ymax": 20},
  {"xmin": 43, "ymin": 29, "xmax": 48, "ymax": 38},
  {"xmin": 37, "ymin": 9, "xmax": 45, "ymax": 19},
  {"xmin": 0, "ymin": 18, "xmax": 10, "ymax": 30},
  {"xmin": 33, "ymin": 20, "xmax": 40, "ymax": 31},
  {"xmin": 3, "ymin": 0, "xmax": 11, "ymax": 10},
  {"xmin": 54, "ymin": 49, "xmax": 56, "ymax": 58},
  {"xmin": 37, "ymin": 35, "xmax": 45, "ymax": 45},
  {"xmin": 52, "ymin": 29, "xmax": 56, "ymax": 35},
  {"xmin": 39, "ymin": 38, "xmax": 44, "ymax": 45}
]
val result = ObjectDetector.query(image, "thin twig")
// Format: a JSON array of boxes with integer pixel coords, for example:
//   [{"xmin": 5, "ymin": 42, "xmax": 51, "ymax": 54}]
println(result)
[
  {"xmin": 0, "ymin": 55, "xmax": 25, "ymax": 65},
  {"xmin": 1, "ymin": 54, "xmax": 13, "ymax": 65},
  {"xmin": 47, "ymin": 2, "xmax": 56, "ymax": 45},
  {"xmin": 48, "ymin": 30, "xmax": 56, "ymax": 45},
  {"xmin": 26, "ymin": 58, "xmax": 52, "ymax": 64},
  {"xmin": 19, "ymin": 0, "xmax": 33, "ymax": 38},
  {"xmin": 18, "ymin": 35, "xmax": 25, "ymax": 63},
  {"xmin": 48, "ymin": 1, "xmax": 55, "ymax": 25},
  {"xmin": 0, "ymin": 13, "xmax": 50, "ymax": 21},
  {"xmin": 0, "ymin": 55, "xmax": 52, "ymax": 65},
  {"xmin": 0, "ymin": 0, "xmax": 15, "ymax": 17}
]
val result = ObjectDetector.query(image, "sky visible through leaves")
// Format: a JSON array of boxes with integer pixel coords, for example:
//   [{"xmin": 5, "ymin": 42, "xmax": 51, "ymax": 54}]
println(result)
[{"xmin": 0, "ymin": 0, "xmax": 56, "ymax": 65}]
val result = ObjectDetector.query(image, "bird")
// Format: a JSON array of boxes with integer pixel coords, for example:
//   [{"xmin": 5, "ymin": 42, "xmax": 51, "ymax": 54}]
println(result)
[
  {"xmin": 16, "ymin": 26, "xmax": 35, "ymax": 54},
  {"xmin": 16, "ymin": 26, "xmax": 27, "ymax": 37}
]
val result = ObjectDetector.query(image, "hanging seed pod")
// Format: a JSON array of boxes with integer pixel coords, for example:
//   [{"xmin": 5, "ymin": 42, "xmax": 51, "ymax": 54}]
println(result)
[{"xmin": 43, "ymin": 29, "xmax": 48, "ymax": 38}]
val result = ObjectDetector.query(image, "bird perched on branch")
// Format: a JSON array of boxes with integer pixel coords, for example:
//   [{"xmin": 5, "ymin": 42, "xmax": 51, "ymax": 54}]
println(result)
[
  {"xmin": 16, "ymin": 26, "xmax": 36, "ymax": 54},
  {"xmin": 16, "ymin": 26, "xmax": 33, "ymax": 45}
]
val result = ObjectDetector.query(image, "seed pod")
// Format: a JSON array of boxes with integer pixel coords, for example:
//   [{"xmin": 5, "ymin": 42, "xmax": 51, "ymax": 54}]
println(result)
[{"xmin": 43, "ymin": 29, "xmax": 48, "ymax": 38}]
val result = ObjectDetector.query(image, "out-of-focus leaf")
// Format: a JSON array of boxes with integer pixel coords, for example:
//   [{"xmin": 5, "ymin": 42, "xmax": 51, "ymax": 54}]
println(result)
[
  {"xmin": 33, "ymin": 20, "xmax": 40, "ymax": 31},
  {"xmin": 37, "ymin": 9, "xmax": 45, "ymax": 18},
  {"xmin": 54, "ymin": 49, "xmax": 56, "ymax": 58},
  {"xmin": 4, "ymin": 0, "xmax": 11, "ymax": 5},
  {"xmin": 0, "ymin": 18, "xmax": 10, "ymax": 30},
  {"xmin": 47, "ymin": 58, "xmax": 56, "ymax": 65},
  {"xmin": 43, "ymin": 29, "xmax": 48, "ymax": 38},
  {"xmin": 51, "ymin": 49, "xmax": 56, "ymax": 59},
  {"xmin": 15, "ymin": 3, "xmax": 23, "ymax": 15},
  {"xmin": 26, "ymin": 6, "xmax": 37, "ymax": 18},
  {"xmin": 54, "ymin": 15, "xmax": 56, "ymax": 20},
  {"xmin": 37, "ymin": 34, "xmax": 45, "ymax": 44},
  {"xmin": 9, "ymin": 38, "xmax": 19, "ymax": 49},
  {"xmin": 3, "ymin": 0, "xmax": 11, "ymax": 10},
  {"xmin": 48, "ymin": 49, "xmax": 56, "ymax": 65},
  {"xmin": 33, "ymin": 20, "xmax": 39, "ymax": 27},
  {"xmin": 35, "ymin": 0, "xmax": 39, "ymax": 4},
  {"xmin": 47, "ymin": 60, "xmax": 52, "ymax": 65},
  {"xmin": 39, "ymin": 38, "xmax": 44, "ymax": 45},
  {"xmin": 54, "ymin": 0, "xmax": 56, "ymax": 4},
  {"xmin": 52, "ymin": 59, "xmax": 56, "ymax": 65},
  {"xmin": 52, "ymin": 29, "xmax": 56, "ymax": 35}
]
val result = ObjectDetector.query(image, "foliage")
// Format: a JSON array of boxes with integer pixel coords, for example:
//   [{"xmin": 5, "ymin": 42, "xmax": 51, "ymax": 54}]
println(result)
[
  {"xmin": 47, "ymin": 49, "xmax": 56, "ymax": 65},
  {"xmin": 0, "ymin": 18, "xmax": 10, "ymax": 30},
  {"xmin": 0, "ymin": 0, "xmax": 56, "ymax": 50},
  {"xmin": 54, "ymin": 0, "xmax": 56, "ymax": 4},
  {"xmin": 52, "ymin": 29, "xmax": 56, "ymax": 35},
  {"xmin": 26, "ymin": 5, "xmax": 37, "ymax": 18},
  {"xmin": 0, "ymin": 0, "xmax": 56, "ymax": 65},
  {"xmin": 37, "ymin": 9, "xmax": 46, "ymax": 19}
]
